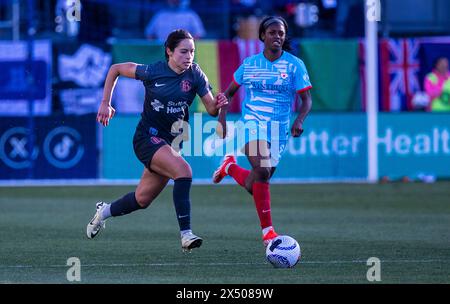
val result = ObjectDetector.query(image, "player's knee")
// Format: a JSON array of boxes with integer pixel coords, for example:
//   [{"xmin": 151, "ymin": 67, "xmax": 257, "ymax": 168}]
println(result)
[
  {"xmin": 173, "ymin": 162, "xmax": 192, "ymax": 179},
  {"xmin": 253, "ymin": 166, "xmax": 271, "ymax": 182},
  {"xmin": 135, "ymin": 193, "xmax": 152, "ymax": 209}
]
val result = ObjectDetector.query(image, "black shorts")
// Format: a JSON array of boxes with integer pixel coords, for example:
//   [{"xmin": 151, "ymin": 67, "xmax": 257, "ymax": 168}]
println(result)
[{"xmin": 133, "ymin": 128, "xmax": 168, "ymax": 170}]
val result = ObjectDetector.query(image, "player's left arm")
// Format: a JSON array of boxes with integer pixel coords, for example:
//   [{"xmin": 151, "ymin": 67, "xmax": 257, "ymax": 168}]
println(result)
[
  {"xmin": 200, "ymin": 91, "xmax": 228, "ymax": 117},
  {"xmin": 291, "ymin": 89, "xmax": 312, "ymax": 137}
]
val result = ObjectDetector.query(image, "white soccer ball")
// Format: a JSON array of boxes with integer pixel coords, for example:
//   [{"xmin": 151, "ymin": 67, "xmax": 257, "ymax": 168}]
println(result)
[{"xmin": 265, "ymin": 235, "xmax": 301, "ymax": 268}]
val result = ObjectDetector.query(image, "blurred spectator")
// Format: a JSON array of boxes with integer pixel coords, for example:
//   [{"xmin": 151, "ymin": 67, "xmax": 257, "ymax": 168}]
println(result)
[
  {"xmin": 336, "ymin": 0, "xmax": 364, "ymax": 37},
  {"xmin": 272, "ymin": 0, "xmax": 338, "ymax": 38},
  {"xmin": 230, "ymin": 0, "xmax": 272, "ymax": 18},
  {"xmin": 230, "ymin": 0, "xmax": 272, "ymax": 39},
  {"xmin": 145, "ymin": 0, "xmax": 205, "ymax": 41},
  {"xmin": 424, "ymin": 57, "xmax": 450, "ymax": 111},
  {"xmin": 235, "ymin": 15, "xmax": 261, "ymax": 39},
  {"xmin": 78, "ymin": 1, "xmax": 112, "ymax": 42},
  {"xmin": 317, "ymin": 0, "xmax": 337, "ymax": 31}
]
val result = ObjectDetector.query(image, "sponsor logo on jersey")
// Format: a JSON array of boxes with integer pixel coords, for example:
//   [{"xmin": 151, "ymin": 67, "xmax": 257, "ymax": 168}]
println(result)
[
  {"xmin": 167, "ymin": 101, "xmax": 187, "ymax": 114},
  {"xmin": 150, "ymin": 136, "xmax": 163, "ymax": 144},
  {"xmin": 180, "ymin": 80, "xmax": 192, "ymax": 92},
  {"xmin": 151, "ymin": 99, "xmax": 164, "ymax": 112}
]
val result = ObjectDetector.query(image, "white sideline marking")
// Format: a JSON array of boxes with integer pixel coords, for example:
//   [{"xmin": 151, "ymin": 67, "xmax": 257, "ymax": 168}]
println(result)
[
  {"xmin": 0, "ymin": 178, "xmax": 368, "ymax": 187},
  {"xmin": 1, "ymin": 259, "xmax": 449, "ymax": 269}
]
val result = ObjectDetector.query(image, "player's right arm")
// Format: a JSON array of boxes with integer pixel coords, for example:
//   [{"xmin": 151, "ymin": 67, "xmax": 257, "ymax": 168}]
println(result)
[
  {"xmin": 97, "ymin": 63, "xmax": 138, "ymax": 126},
  {"xmin": 216, "ymin": 80, "xmax": 240, "ymax": 138}
]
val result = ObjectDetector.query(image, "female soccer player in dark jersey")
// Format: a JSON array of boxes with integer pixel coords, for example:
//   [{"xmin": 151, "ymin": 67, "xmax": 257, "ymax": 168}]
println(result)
[
  {"xmin": 86, "ymin": 29, "xmax": 228, "ymax": 252},
  {"xmin": 212, "ymin": 16, "xmax": 313, "ymax": 247}
]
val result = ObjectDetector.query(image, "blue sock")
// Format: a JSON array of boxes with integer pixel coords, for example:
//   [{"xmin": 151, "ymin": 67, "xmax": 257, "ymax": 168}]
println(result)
[
  {"xmin": 173, "ymin": 177, "xmax": 192, "ymax": 231},
  {"xmin": 110, "ymin": 192, "xmax": 143, "ymax": 217}
]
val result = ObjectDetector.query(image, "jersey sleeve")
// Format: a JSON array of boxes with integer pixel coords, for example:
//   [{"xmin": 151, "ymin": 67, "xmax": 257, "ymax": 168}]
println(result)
[
  {"xmin": 232, "ymin": 62, "xmax": 245, "ymax": 86},
  {"xmin": 194, "ymin": 64, "xmax": 212, "ymax": 97},
  {"xmin": 295, "ymin": 60, "xmax": 312, "ymax": 93},
  {"xmin": 135, "ymin": 64, "xmax": 152, "ymax": 81}
]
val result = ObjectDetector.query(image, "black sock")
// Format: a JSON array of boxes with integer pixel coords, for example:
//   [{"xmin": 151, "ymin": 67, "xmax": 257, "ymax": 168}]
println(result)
[
  {"xmin": 173, "ymin": 177, "xmax": 192, "ymax": 231},
  {"xmin": 110, "ymin": 192, "xmax": 143, "ymax": 217}
]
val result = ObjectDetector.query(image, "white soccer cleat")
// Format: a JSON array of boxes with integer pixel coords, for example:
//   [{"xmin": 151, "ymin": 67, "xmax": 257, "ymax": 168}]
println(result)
[
  {"xmin": 181, "ymin": 232, "xmax": 203, "ymax": 252},
  {"xmin": 86, "ymin": 202, "xmax": 107, "ymax": 239}
]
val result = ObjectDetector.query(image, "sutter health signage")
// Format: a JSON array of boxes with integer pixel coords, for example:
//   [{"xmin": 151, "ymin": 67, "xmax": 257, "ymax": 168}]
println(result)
[{"xmin": 102, "ymin": 113, "xmax": 450, "ymax": 181}]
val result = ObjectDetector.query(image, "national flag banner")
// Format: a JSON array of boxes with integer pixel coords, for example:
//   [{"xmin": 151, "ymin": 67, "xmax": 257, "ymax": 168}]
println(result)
[
  {"xmin": 380, "ymin": 38, "xmax": 421, "ymax": 112},
  {"xmin": 300, "ymin": 39, "xmax": 361, "ymax": 111},
  {"xmin": 217, "ymin": 40, "xmax": 240, "ymax": 112},
  {"xmin": 191, "ymin": 41, "xmax": 220, "ymax": 112},
  {"xmin": 108, "ymin": 39, "xmax": 258, "ymax": 114},
  {"xmin": 358, "ymin": 40, "xmax": 368, "ymax": 111}
]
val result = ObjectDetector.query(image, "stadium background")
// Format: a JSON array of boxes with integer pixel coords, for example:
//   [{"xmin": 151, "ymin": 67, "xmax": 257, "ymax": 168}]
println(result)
[
  {"xmin": 0, "ymin": 0, "xmax": 449, "ymax": 284},
  {"xmin": 1, "ymin": 0, "xmax": 450, "ymax": 183}
]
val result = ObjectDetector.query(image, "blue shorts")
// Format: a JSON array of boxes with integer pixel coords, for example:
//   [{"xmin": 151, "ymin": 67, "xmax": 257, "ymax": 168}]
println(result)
[
  {"xmin": 235, "ymin": 119, "xmax": 288, "ymax": 167},
  {"xmin": 133, "ymin": 128, "xmax": 168, "ymax": 170}
]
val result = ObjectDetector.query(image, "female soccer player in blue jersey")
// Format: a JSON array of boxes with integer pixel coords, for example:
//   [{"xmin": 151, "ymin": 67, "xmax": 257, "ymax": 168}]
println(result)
[
  {"xmin": 86, "ymin": 29, "xmax": 228, "ymax": 252},
  {"xmin": 213, "ymin": 16, "xmax": 313, "ymax": 246}
]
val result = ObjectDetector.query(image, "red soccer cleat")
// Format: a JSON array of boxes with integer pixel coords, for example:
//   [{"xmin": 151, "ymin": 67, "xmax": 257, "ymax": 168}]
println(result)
[
  {"xmin": 263, "ymin": 228, "xmax": 279, "ymax": 247},
  {"xmin": 212, "ymin": 155, "xmax": 236, "ymax": 184}
]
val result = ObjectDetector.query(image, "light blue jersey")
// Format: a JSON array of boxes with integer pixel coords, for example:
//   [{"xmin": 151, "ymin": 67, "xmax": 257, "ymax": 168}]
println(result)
[
  {"xmin": 234, "ymin": 51, "xmax": 312, "ymax": 127},
  {"xmin": 232, "ymin": 51, "xmax": 312, "ymax": 166}
]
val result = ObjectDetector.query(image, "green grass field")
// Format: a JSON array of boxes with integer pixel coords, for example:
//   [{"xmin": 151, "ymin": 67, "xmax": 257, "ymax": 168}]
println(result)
[{"xmin": 0, "ymin": 182, "xmax": 449, "ymax": 284}]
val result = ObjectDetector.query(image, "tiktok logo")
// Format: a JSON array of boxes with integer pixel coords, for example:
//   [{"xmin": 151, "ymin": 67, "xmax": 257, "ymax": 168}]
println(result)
[
  {"xmin": 43, "ymin": 127, "xmax": 84, "ymax": 168},
  {"xmin": 56, "ymin": 135, "xmax": 77, "ymax": 158}
]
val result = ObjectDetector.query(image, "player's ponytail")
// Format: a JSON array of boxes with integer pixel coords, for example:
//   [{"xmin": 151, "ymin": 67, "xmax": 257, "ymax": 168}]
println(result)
[
  {"xmin": 258, "ymin": 16, "xmax": 293, "ymax": 52},
  {"xmin": 164, "ymin": 29, "xmax": 194, "ymax": 61}
]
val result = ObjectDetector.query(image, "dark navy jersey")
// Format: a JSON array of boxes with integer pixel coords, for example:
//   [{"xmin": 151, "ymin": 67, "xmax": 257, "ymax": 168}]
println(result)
[{"xmin": 135, "ymin": 61, "xmax": 211, "ymax": 143}]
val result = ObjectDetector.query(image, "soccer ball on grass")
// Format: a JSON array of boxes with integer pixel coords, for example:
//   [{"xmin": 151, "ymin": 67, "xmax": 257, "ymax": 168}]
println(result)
[{"xmin": 265, "ymin": 235, "xmax": 301, "ymax": 268}]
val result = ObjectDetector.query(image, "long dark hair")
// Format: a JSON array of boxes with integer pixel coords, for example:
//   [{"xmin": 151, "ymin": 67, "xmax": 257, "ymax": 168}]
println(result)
[
  {"xmin": 164, "ymin": 29, "xmax": 194, "ymax": 61},
  {"xmin": 258, "ymin": 16, "xmax": 293, "ymax": 52}
]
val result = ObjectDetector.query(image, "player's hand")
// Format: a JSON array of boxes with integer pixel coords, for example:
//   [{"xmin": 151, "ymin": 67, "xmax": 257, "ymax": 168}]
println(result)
[
  {"xmin": 215, "ymin": 93, "xmax": 228, "ymax": 110},
  {"xmin": 291, "ymin": 119, "xmax": 304, "ymax": 137},
  {"xmin": 97, "ymin": 101, "xmax": 116, "ymax": 127},
  {"xmin": 216, "ymin": 110, "xmax": 227, "ymax": 139}
]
